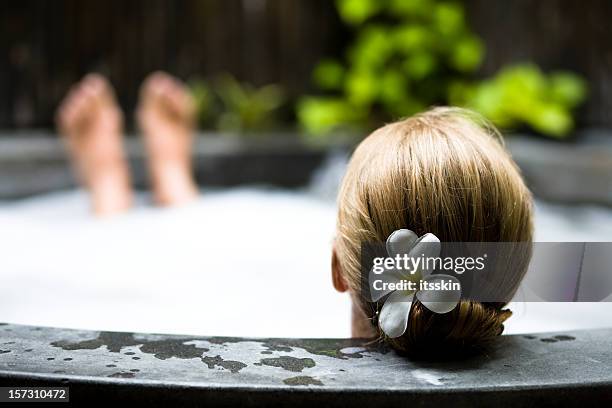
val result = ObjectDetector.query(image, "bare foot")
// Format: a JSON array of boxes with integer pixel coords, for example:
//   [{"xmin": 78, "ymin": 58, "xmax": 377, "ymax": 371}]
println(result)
[
  {"xmin": 56, "ymin": 74, "xmax": 132, "ymax": 216},
  {"xmin": 137, "ymin": 72, "xmax": 198, "ymax": 206}
]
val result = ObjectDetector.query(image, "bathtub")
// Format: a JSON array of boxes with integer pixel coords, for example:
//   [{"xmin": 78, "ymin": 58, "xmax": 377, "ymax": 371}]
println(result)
[
  {"xmin": 0, "ymin": 135, "xmax": 611, "ymax": 405},
  {"xmin": 1, "ymin": 181, "xmax": 611, "ymax": 337}
]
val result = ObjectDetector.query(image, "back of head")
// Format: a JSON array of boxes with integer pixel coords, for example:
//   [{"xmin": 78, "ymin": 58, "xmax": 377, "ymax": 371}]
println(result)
[{"xmin": 335, "ymin": 107, "xmax": 533, "ymax": 356}]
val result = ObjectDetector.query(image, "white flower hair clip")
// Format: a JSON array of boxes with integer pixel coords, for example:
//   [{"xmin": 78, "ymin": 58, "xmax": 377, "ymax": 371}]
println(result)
[{"xmin": 369, "ymin": 229, "xmax": 462, "ymax": 338}]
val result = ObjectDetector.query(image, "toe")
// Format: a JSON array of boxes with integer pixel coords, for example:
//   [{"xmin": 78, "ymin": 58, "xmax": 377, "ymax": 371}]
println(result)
[
  {"xmin": 141, "ymin": 71, "xmax": 171, "ymax": 98},
  {"xmin": 81, "ymin": 73, "xmax": 109, "ymax": 93},
  {"xmin": 57, "ymin": 88, "xmax": 86, "ymax": 134},
  {"xmin": 168, "ymin": 83, "xmax": 196, "ymax": 121},
  {"xmin": 82, "ymin": 73, "xmax": 117, "ymax": 107},
  {"xmin": 82, "ymin": 75, "xmax": 105, "ymax": 100},
  {"xmin": 57, "ymin": 73, "xmax": 121, "ymax": 138},
  {"xmin": 138, "ymin": 72, "xmax": 195, "ymax": 127},
  {"xmin": 67, "ymin": 90, "xmax": 90, "ymax": 129},
  {"xmin": 139, "ymin": 72, "xmax": 182, "ymax": 111}
]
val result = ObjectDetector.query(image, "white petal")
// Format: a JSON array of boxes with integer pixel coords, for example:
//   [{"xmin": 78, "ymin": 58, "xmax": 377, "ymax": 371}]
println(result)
[
  {"xmin": 378, "ymin": 290, "xmax": 414, "ymax": 338},
  {"xmin": 416, "ymin": 274, "xmax": 461, "ymax": 314},
  {"xmin": 386, "ymin": 229, "xmax": 418, "ymax": 258},
  {"xmin": 407, "ymin": 233, "xmax": 441, "ymax": 278}
]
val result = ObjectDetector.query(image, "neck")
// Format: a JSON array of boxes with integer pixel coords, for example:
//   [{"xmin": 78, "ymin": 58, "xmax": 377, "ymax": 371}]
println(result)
[{"xmin": 351, "ymin": 298, "xmax": 377, "ymax": 338}]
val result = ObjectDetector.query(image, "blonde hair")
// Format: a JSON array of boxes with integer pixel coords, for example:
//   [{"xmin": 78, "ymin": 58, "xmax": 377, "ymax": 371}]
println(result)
[{"xmin": 336, "ymin": 107, "xmax": 533, "ymax": 355}]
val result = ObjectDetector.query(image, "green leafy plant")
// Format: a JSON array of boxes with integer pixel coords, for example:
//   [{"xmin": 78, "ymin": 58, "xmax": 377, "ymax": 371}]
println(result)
[
  {"xmin": 189, "ymin": 74, "xmax": 285, "ymax": 133},
  {"xmin": 299, "ymin": 0, "xmax": 587, "ymax": 139},
  {"xmin": 449, "ymin": 64, "xmax": 587, "ymax": 137},
  {"xmin": 298, "ymin": 0, "xmax": 484, "ymax": 136},
  {"xmin": 189, "ymin": 79, "xmax": 215, "ymax": 127}
]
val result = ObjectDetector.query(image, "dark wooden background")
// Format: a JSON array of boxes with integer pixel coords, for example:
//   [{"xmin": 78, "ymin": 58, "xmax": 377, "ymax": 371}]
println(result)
[{"xmin": 1, "ymin": 0, "xmax": 611, "ymax": 130}]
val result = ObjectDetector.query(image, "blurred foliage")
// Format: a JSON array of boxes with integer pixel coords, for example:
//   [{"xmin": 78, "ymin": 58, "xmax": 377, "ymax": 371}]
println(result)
[
  {"xmin": 298, "ymin": 0, "xmax": 587, "ymax": 139},
  {"xmin": 189, "ymin": 74, "xmax": 285, "ymax": 133},
  {"xmin": 190, "ymin": 79, "xmax": 215, "ymax": 126},
  {"xmin": 449, "ymin": 65, "xmax": 587, "ymax": 137}
]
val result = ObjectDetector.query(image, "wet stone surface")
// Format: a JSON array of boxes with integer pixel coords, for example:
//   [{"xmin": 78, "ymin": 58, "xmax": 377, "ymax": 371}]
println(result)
[
  {"xmin": 257, "ymin": 356, "xmax": 316, "ymax": 372},
  {"xmin": 0, "ymin": 323, "xmax": 611, "ymax": 395}
]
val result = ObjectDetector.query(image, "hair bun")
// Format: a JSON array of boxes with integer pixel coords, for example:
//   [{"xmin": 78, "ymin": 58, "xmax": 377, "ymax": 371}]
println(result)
[{"xmin": 383, "ymin": 300, "xmax": 512, "ymax": 357}]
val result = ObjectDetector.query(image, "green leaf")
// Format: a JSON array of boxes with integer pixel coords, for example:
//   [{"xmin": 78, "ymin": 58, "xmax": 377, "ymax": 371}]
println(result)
[
  {"xmin": 447, "ymin": 80, "xmax": 473, "ymax": 105},
  {"xmin": 313, "ymin": 59, "xmax": 345, "ymax": 90},
  {"xmin": 212, "ymin": 74, "xmax": 285, "ymax": 132},
  {"xmin": 188, "ymin": 79, "xmax": 214, "ymax": 124},
  {"xmin": 380, "ymin": 69, "xmax": 408, "ymax": 105},
  {"xmin": 336, "ymin": 0, "xmax": 381, "ymax": 25},
  {"xmin": 214, "ymin": 74, "xmax": 248, "ymax": 110},
  {"xmin": 345, "ymin": 69, "xmax": 378, "ymax": 106},
  {"xmin": 348, "ymin": 25, "xmax": 392, "ymax": 70},
  {"xmin": 297, "ymin": 97, "xmax": 363, "ymax": 135},
  {"xmin": 388, "ymin": 0, "xmax": 432, "ymax": 18},
  {"xmin": 470, "ymin": 81, "xmax": 513, "ymax": 127},
  {"xmin": 549, "ymin": 72, "xmax": 588, "ymax": 107},
  {"xmin": 393, "ymin": 25, "xmax": 432, "ymax": 53},
  {"xmin": 529, "ymin": 104, "xmax": 573, "ymax": 137},
  {"xmin": 254, "ymin": 84, "xmax": 285, "ymax": 110},
  {"xmin": 403, "ymin": 52, "xmax": 437, "ymax": 79},
  {"xmin": 434, "ymin": 2, "xmax": 465, "ymax": 36},
  {"xmin": 450, "ymin": 35, "xmax": 484, "ymax": 72}
]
